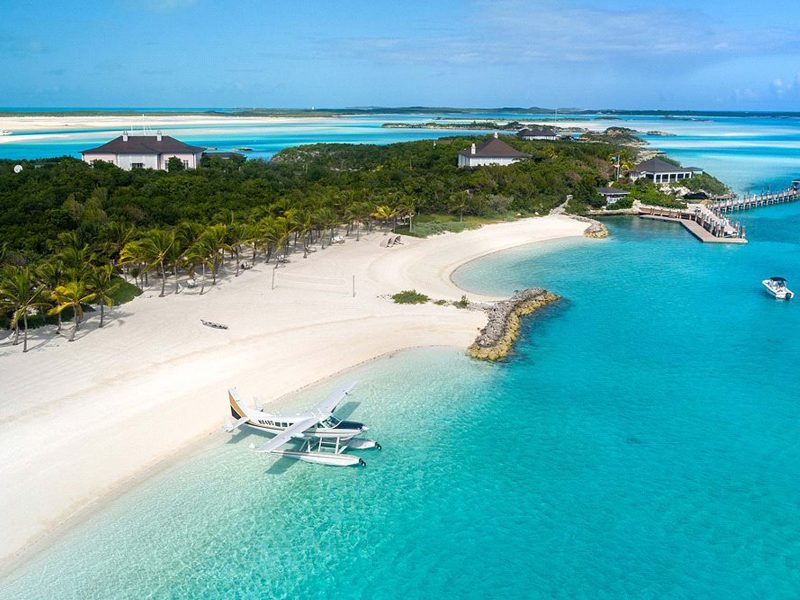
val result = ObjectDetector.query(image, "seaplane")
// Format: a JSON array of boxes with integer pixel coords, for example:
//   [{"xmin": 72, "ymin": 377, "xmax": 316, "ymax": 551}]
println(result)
[{"xmin": 224, "ymin": 382, "xmax": 380, "ymax": 467}]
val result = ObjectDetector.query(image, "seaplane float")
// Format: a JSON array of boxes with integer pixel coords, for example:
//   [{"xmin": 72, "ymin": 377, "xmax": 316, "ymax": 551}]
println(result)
[
  {"xmin": 762, "ymin": 276, "xmax": 794, "ymax": 300},
  {"xmin": 224, "ymin": 382, "xmax": 380, "ymax": 467}
]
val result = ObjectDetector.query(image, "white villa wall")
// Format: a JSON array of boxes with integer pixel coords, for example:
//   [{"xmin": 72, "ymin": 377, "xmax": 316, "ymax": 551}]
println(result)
[
  {"xmin": 159, "ymin": 152, "xmax": 202, "ymax": 170},
  {"xmin": 116, "ymin": 154, "xmax": 159, "ymax": 170},
  {"xmin": 82, "ymin": 153, "xmax": 116, "ymax": 166},
  {"xmin": 82, "ymin": 151, "xmax": 203, "ymax": 171},
  {"xmin": 459, "ymin": 156, "xmax": 519, "ymax": 168}
]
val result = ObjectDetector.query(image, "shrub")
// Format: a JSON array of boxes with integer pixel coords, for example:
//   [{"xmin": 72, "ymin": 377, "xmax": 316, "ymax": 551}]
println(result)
[{"xmin": 391, "ymin": 290, "xmax": 430, "ymax": 304}]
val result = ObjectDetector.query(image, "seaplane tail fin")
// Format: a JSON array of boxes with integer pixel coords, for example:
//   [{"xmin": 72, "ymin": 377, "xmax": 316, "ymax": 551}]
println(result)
[{"xmin": 228, "ymin": 387, "xmax": 252, "ymax": 421}]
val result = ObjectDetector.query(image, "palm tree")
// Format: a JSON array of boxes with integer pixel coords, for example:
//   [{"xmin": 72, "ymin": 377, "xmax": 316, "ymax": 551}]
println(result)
[
  {"xmin": 58, "ymin": 244, "xmax": 94, "ymax": 282},
  {"xmin": 371, "ymin": 205, "xmax": 395, "ymax": 230},
  {"xmin": 87, "ymin": 264, "xmax": 117, "ymax": 328},
  {"xmin": 200, "ymin": 224, "xmax": 228, "ymax": 284},
  {"xmin": 48, "ymin": 281, "xmax": 96, "ymax": 342},
  {"xmin": 448, "ymin": 191, "xmax": 470, "ymax": 222},
  {"xmin": 119, "ymin": 240, "xmax": 150, "ymax": 288},
  {"xmin": 225, "ymin": 223, "xmax": 246, "ymax": 276},
  {"xmin": 0, "ymin": 267, "xmax": 49, "ymax": 352},
  {"xmin": 99, "ymin": 221, "xmax": 137, "ymax": 274},
  {"xmin": 314, "ymin": 206, "xmax": 337, "ymax": 247},
  {"xmin": 396, "ymin": 199, "xmax": 417, "ymax": 233},
  {"xmin": 37, "ymin": 258, "xmax": 66, "ymax": 334},
  {"xmin": 184, "ymin": 238, "xmax": 214, "ymax": 295},
  {"xmin": 140, "ymin": 229, "xmax": 175, "ymax": 297}
]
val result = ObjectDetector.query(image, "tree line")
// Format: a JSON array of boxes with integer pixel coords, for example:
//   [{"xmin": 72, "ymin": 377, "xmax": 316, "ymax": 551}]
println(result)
[{"xmin": 1, "ymin": 135, "xmax": 633, "ymax": 349}]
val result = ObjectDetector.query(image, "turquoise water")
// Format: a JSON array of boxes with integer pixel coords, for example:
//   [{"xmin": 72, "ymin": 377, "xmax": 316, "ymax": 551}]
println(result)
[
  {"xmin": 2, "ymin": 203, "xmax": 800, "ymax": 598},
  {"xmin": 3, "ymin": 112, "xmax": 800, "ymax": 597},
  {"xmin": 4, "ymin": 111, "xmax": 800, "ymax": 193}
]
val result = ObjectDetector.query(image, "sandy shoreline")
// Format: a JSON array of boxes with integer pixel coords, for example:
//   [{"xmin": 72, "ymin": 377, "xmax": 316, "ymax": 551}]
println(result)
[
  {"xmin": 0, "ymin": 114, "xmax": 330, "ymax": 135},
  {"xmin": 0, "ymin": 215, "xmax": 588, "ymax": 573}
]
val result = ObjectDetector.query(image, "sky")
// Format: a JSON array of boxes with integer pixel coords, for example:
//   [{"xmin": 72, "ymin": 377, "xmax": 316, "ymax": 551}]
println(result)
[{"xmin": 2, "ymin": 0, "xmax": 800, "ymax": 110}]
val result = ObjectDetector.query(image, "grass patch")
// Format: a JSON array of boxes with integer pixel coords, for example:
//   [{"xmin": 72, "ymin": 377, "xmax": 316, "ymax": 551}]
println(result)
[
  {"xmin": 391, "ymin": 290, "xmax": 430, "ymax": 304},
  {"xmin": 111, "ymin": 277, "xmax": 143, "ymax": 304},
  {"xmin": 454, "ymin": 295, "xmax": 470, "ymax": 309},
  {"xmin": 395, "ymin": 213, "xmax": 517, "ymax": 238}
]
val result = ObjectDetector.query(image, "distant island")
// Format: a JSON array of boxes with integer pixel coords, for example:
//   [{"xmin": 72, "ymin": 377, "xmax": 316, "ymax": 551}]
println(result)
[{"xmin": 2, "ymin": 107, "xmax": 800, "ymax": 118}]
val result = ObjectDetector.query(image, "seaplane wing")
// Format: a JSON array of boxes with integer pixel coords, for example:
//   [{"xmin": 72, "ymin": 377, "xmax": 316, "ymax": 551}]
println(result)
[
  {"xmin": 313, "ymin": 381, "xmax": 357, "ymax": 416},
  {"xmin": 254, "ymin": 416, "xmax": 318, "ymax": 453}
]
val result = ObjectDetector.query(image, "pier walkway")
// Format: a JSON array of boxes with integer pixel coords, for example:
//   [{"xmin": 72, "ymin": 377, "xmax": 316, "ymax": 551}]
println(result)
[
  {"xmin": 638, "ymin": 180, "xmax": 800, "ymax": 244},
  {"xmin": 639, "ymin": 204, "xmax": 747, "ymax": 244},
  {"xmin": 709, "ymin": 186, "xmax": 800, "ymax": 213}
]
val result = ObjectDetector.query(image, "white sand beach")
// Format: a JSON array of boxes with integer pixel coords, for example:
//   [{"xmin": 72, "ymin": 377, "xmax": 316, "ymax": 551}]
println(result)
[
  {"xmin": 0, "ymin": 215, "xmax": 588, "ymax": 570},
  {"xmin": 0, "ymin": 114, "xmax": 323, "ymax": 136}
]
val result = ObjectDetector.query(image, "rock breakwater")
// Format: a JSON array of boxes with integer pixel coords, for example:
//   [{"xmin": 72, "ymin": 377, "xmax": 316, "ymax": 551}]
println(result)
[
  {"xmin": 570, "ymin": 215, "xmax": 609, "ymax": 239},
  {"xmin": 468, "ymin": 288, "xmax": 560, "ymax": 361}
]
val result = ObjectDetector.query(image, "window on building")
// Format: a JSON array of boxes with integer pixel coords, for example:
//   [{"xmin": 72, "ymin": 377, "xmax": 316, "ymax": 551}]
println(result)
[{"xmin": 131, "ymin": 162, "xmax": 144, "ymax": 169}]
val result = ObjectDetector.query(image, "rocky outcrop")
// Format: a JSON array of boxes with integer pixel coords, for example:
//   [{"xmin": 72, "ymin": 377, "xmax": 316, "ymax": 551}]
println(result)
[
  {"xmin": 468, "ymin": 288, "xmax": 559, "ymax": 361},
  {"xmin": 570, "ymin": 215, "xmax": 609, "ymax": 239}
]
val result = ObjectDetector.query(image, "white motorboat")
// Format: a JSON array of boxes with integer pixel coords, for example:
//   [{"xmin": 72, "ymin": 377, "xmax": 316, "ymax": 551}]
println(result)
[{"xmin": 762, "ymin": 277, "xmax": 794, "ymax": 300}]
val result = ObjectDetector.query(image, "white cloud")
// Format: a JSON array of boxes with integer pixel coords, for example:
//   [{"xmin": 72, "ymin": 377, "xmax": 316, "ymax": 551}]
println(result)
[
  {"xmin": 326, "ymin": 0, "xmax": 800, "ymax": 72},
  {"xmin": 771, "ymin": 74, "xmax": 800, "ymax": 97}
]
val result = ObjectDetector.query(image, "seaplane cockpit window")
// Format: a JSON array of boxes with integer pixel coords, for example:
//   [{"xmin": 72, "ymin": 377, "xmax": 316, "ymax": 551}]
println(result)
[{"xmin": 320, "ymin": 416, "xmax": 340, "ymax": 428}]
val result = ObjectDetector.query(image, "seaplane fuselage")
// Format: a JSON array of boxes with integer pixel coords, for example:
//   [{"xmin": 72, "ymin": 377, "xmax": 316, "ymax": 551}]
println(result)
[{"xmin": 228, "ymin": 390, "xmax": 366, "ymax": 441}]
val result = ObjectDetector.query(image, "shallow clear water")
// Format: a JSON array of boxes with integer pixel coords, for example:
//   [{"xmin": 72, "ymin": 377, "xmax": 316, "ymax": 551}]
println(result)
[
  {"xmin": 2, "ymin": 201, "xmax": 800, "ymax": 598},
  {"xmin": 4, "ymin": 111, "xmax": 800, "ymax": 194}
]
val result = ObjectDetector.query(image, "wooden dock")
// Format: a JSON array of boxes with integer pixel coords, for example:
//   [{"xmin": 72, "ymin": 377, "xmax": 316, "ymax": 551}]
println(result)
[
  {"xmin": 710, "ymin": 187, "xmax": 800, "ymax": 213},
  {"xmin": 639, "ymin": 206, "xmax": 747, "ymax": 244},
  {"xmin": 640, "ymin": 212, "xmax": 747, "ymax": 244},
  {"xmin": 637, "ymin": 181, "xmax": 799, "ymax": 244}
]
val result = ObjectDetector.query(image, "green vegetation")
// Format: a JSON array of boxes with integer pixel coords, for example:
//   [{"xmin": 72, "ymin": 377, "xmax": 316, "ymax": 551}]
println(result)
[
  {"xmin": 397, "ymin": 213, "xmax": 509, "ymax": 238},
  {"xmin": 677, "ymin": 172, "xmax": 729, "ymax": 196},
  {"xmin": 583, "ymin": 127, "xmax": 645, "ymax": 146},
  {"xmin": 111, "ymin": 277, "xmax": 143, "ymax": 304},
  {"xmin": 382, "ymin": 120, "xmax": 525, "ymax": 131},
  {"xmin": 0, "ymin": 136, "xmax": 628, "ymax": 258},
  {"xmin": 455, "ymin": 295, "xmax": 470, "ymax": 309},
  {"xmin": 0, "ymin": 135, "xmax": 722, "ymax": 348},
  {"xmin": 391, "ymin": 290, "xmax": 430, "ymax": 304}
]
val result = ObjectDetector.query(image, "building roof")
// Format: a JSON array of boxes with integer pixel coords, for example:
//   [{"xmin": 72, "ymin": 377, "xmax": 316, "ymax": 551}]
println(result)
[
  {"xmin": 597, "ymin": 187, "xmax": 630, "ymax": 196},
  {"xmin": 633, "ymin": 157, "xmax": 691, "ymax": 174},
  {"xmin": 518, "ymin": 126, "xmax": 558, "ymax": 137},
  {"xmin": 458, "ymin": 137, "xmax": 528, "ymax": 159},
  {"xmin": 82, "ymin": 135, "xmax": 206, "ymax": 155}
]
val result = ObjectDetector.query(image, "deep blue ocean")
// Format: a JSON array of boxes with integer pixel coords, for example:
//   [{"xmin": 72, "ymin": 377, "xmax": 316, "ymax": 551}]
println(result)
[{"xmin": 1, "ymin": 113, "xmax": 800, "ymax": 598}]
